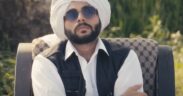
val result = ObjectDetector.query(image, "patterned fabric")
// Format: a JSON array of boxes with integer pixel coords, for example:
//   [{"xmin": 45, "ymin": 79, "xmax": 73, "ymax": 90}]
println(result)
[
  {"xmin": 32, "ymin": 38, "xmax": 49, "ymax": 59},
  {"xmin": 32, "ymin": 37, "xmax": 158, "ymax": 96},
  {"xmin": 105, "ymin": 38, "xmax": 158, "ymax": 96}
]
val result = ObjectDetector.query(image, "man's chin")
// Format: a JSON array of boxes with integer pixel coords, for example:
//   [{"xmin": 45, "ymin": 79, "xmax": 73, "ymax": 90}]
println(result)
[
  {"xmin": 69, "ymin": 31, "xmax": 98, "ymax": 44},
  {"xmin": 65, "ymin": 21, "xmax": 101, "ymax": 44},
  {"xmin": 69, "ymin": 38, "xmax": 97, "ymax": 44}
]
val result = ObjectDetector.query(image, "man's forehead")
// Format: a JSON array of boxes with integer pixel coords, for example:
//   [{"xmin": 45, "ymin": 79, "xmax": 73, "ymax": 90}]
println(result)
[{"xmin": 67, "ymin": 1, "xmax": 91, "ymax": 10}]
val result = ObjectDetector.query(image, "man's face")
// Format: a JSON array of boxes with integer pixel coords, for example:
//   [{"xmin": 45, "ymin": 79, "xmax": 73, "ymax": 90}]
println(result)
[{"xmin": 64, "ymin": 1, "xmax": 101, "ymax": 44}]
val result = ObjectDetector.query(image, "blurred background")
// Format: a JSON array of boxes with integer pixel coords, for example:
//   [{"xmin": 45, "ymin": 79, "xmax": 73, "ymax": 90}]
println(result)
[{"xmin": 0, "ymin": 0, "xmax": 182, "ymax": 95}]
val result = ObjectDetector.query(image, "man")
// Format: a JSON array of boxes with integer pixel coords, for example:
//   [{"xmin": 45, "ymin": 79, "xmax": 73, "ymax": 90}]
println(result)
[{"xmin": 31, "ymin": 0, "xmax": 147, "ymax": 96}]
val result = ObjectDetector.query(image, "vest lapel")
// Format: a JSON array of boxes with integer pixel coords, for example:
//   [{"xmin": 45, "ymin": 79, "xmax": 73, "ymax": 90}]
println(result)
[
  {"xmin": 96, "ymin": 41, "xmax": 117, "ymax": 96},
  {"xmin": 44, "ymin": 40, "xmax": 130, "ymax": 96},
  {"xmin": 47, "ymin": 41, "xmax": 86, "ymax": 96}
]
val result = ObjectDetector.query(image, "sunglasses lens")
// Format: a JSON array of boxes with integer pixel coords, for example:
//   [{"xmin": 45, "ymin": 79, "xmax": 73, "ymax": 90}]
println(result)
[
  {"xmin": 82, "ymin": 6, "xmax": 97, "ymax": 19},
  {"xmin": 65, "ymin": 6, "xmax": 97, "ymax": 21},
  {"xmin": 65, "ymin": 9, "xmax": 78, "ymax": 21}
]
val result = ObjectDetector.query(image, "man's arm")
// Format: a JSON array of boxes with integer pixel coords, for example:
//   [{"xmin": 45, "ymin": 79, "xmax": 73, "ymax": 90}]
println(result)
[
  {"xmin": 114, "ymin": 50, "xmax": 145, "ymax": 96},
  {"xmin": 31, "ymin": 55, "xmax": 66, "ymax": 96},
  {"xmin": 122, "ymin": 84, "xmax": 147, "ymax": 96}
]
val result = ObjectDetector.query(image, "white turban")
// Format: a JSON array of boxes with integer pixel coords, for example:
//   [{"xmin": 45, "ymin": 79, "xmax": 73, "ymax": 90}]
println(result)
[{"xmin": 50, "ymin": 0, "xmax": 111, "ymax": 39}]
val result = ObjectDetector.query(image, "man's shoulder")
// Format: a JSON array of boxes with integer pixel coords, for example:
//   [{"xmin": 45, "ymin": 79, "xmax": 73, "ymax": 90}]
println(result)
[
  {"xmin": 41, "ymin": 40, "xmax": 67, "ymax": 58},
  {"xmin": 101, "ymin": 39, "xmax": 131, "ymax": 53}
]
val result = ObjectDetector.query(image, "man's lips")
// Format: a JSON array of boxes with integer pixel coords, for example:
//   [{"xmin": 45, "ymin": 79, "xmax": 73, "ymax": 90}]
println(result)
[{"xmin": 76, "ymin": 25, "xmax": 91, "ymax": 32}]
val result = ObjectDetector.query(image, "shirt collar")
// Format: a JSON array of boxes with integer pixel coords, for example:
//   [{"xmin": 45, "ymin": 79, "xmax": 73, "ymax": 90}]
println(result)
[
  {"xmin": 95, "ymin": 38, "xmax": 109, "ymax": 55},
  {"xmin": 65, "ymin": 38, "xmax": 109, "ymax": 60},
  {"xmin": 65, "ymin": 40, "xmax": 77, "ymax": 60}
]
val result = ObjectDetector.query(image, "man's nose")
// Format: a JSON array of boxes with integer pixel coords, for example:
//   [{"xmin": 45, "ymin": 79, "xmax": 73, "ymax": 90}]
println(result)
[{"xmin": 77, "ymin": 13, "xmax": 86, "ymax": 23}]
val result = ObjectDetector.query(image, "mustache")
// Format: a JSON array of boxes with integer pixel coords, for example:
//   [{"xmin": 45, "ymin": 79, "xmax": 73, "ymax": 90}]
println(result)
[{"xmin": 74, "ymin": 23, "xmax": 92, "ymax": 32}]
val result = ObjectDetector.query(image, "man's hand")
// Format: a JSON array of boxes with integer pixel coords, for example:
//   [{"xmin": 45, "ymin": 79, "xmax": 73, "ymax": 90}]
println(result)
[{"xmin": 122, "ymin": 84, "xmax": 147, "ymax": 96}]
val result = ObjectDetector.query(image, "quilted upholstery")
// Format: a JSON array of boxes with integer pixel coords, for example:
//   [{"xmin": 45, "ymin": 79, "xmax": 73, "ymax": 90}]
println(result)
[
  {"xmin": 32, "ymin": 38, "xmax": 49, "ymax": 58},
  {"xmin": 32, "ymin": 37, "xmax": 158, "ymax": 96},
  {"xmin": 106, "ymin": 38, "xmax": 158, "ymax": 96}
]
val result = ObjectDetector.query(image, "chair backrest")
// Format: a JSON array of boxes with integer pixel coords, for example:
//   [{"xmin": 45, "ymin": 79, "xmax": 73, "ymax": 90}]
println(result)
[
  {"xmin": 107, "ymin": 38, "xmax": 158, "ymax": 96},
  {"xmin": 14, "ymin": 38, "xmax": 175, "ymax": 96}
]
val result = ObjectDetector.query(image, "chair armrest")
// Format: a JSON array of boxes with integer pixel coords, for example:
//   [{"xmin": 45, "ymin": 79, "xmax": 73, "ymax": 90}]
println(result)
[
  {"xmin": 156, "ymin": 45, "xmax": 175, "ymax": 96},
  {"xmin": 14, "ymin": 43, "xmax": 33, "ymax": 96}
]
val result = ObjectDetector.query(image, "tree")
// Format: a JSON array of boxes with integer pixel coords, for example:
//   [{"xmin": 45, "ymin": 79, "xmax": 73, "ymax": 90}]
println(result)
[{"xmin": 0, "ymin": 0, "xmax": 52, "ymax": 51}]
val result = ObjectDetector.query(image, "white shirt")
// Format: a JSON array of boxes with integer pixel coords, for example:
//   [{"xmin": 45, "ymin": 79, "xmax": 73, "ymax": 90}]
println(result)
[{"xmin": 31, "ymin": 38, "xmax": 144, "ymax": 96}]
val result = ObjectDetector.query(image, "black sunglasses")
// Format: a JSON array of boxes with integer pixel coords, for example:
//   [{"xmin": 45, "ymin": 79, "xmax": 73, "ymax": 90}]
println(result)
[{"xmin": 64, "ymin": 6, "xmax": 97, "ymax": 21}]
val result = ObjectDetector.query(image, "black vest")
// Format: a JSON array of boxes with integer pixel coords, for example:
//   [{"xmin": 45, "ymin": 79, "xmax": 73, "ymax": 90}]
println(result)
[{"xmin": 42, "ymin": 40, "xmax": 130, "ymax": 96}]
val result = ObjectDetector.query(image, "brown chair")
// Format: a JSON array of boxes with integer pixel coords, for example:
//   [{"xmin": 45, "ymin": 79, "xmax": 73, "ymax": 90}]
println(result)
[{"xmin": 14, "ymin": 38, "xmax": 175, "ymax": 96}]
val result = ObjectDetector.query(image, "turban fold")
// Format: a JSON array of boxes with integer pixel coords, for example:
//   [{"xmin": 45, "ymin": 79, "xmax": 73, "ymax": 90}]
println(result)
[{"xmin": 50, "ymin": 0, "xmax": 111, "ymax": 39}]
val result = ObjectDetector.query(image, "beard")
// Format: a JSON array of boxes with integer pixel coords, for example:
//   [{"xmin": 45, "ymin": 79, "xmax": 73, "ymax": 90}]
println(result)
[{"xmin": 64, "ymin": 22, "xmax": 101, "ymax": 44}]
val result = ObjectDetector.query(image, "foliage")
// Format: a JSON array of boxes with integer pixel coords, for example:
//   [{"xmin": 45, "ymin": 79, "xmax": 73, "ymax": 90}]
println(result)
[
  {"xmin": 0, "ymin": 52, "xmax": 15, "ymax": 96},
  {"xmin": 171, "ymin": 31, "xmax": 183, "ymax": 96},
  {"xmin": 136, "ymin": 14, "xmax": 183, "ymax": 96},
  {"xmin": 0, "ymin": 0, "xmax": 183, "ymax": 96},
  {"xmin": 160, "ymin": 0, "xmax": 183, "ymax": 33},
  {"xmin": 101, "ymin": 0, "xmax": 183, "ymax": 38},
  {"xmin": 0, "ymin": 0, "xmax": 183, "ymax": 50},
  {"xmin": 175, "ymin": 63, "xmax": 183, "ymax": 96},
  {"xmin": 173, "ymin": 35, "xmax": 183, "ymax": 96},
  {"xmin": 0, "ymin": 0, "xmax": 52, "ymax": 51}
]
